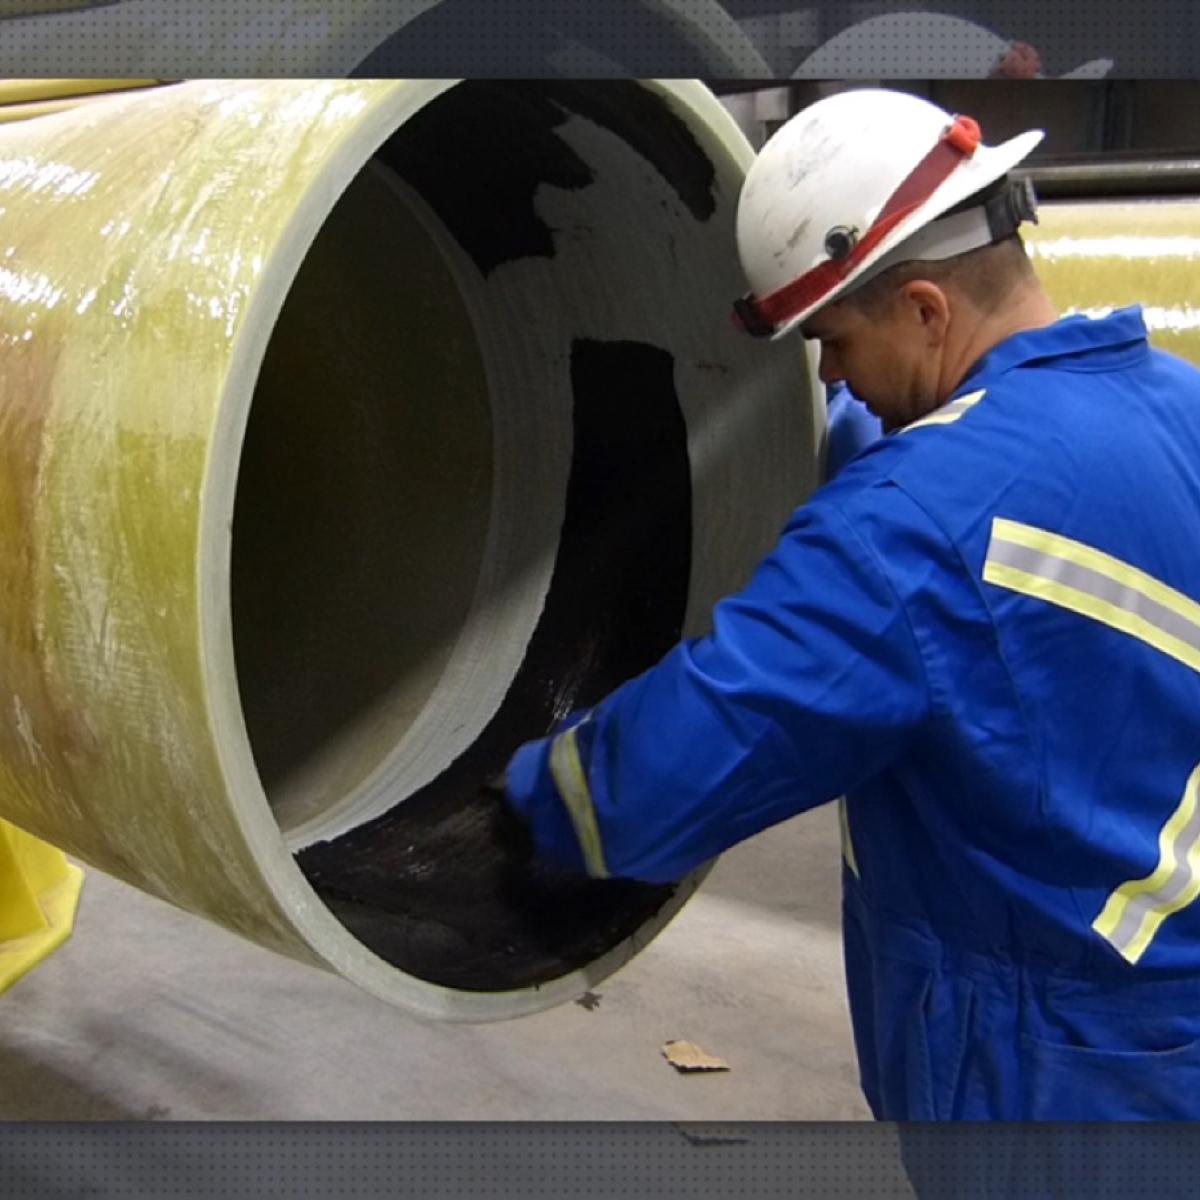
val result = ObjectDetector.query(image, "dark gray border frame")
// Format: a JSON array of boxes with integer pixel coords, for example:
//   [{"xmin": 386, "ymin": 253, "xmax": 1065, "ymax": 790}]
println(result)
[
  {"xmin": 3, "ymin": 4, "xmax": 1200, "ymax": 1199},
  {"xmin": 7, "ymin": 1123, "xmax": 1200, "ymax": 1199},
  {"xmin": 0, "ymin": 2, "xmax": 1196, "ymax": 78}
]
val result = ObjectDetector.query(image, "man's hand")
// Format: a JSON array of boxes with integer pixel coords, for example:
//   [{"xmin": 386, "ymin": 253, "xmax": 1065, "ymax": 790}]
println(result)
[{"xmin": 478, "ymin": 772, "xmax": 535, "ymax": 861}]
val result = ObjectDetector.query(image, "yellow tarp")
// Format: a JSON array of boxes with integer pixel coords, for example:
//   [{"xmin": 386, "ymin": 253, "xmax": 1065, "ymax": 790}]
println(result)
[{"xmin": 0, "ymin": 819, "xmax": 82, "ymax": 995}]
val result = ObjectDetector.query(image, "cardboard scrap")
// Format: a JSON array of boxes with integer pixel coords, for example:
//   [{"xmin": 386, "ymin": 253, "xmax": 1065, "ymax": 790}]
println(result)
[{"xmin": 662, "ymin": 1040, "xmax": 730, "ymax": 1073}]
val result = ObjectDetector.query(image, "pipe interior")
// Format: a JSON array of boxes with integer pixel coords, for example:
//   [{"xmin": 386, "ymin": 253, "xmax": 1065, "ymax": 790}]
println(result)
[
  {"xmin": 232, "ymin": 82, "xmax": 730, "ymax": 991},
  {"xmin": 231, "ymin": 146, "xmax": 496, "ymax": 838}
]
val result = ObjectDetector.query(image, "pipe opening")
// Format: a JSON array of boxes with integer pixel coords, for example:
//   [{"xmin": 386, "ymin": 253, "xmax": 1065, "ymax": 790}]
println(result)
[{"xmin": 232, "ymin": 82, "xmax": 728, "ymax": 991}]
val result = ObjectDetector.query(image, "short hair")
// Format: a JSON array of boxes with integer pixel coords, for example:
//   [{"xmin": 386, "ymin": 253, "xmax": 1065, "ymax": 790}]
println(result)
[{"xmin": 843, "ymin": 234, "xmax": 1036, "ymax": 317}]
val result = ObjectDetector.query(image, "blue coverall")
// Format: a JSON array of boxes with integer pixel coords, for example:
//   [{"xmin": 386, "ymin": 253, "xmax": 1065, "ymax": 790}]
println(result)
[
  {"xmin": 507, "ymin": 307, "xmax": 1200, "ymax": 1119},
  {"xmin": 825, "ymin": 380, "xmax": 883, "ymax": 479}
]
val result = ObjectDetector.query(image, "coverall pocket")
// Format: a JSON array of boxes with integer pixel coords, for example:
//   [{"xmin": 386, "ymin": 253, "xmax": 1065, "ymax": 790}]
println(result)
[{"xmin": 1019, "ymin": 1032, "xmax": 1200, "ymax": 1120}]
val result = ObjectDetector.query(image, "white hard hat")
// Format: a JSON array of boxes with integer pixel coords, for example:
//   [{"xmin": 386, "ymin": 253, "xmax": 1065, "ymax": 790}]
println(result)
[{"xmin": 732, "ymin": 88, "xmax": 1044, "ymax": 340}]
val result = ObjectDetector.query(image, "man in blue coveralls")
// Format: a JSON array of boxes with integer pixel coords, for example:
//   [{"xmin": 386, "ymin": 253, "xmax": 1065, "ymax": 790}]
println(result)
[{"xmin": 502, "ymin": 87, "xmax": 1200, "ymax": 1120}]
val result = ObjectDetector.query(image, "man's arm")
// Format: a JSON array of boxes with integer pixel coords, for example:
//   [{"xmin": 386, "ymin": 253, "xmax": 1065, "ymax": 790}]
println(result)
[{"xmin": 505, "ymin": 488, "xmax": 932, "ymax": 884}]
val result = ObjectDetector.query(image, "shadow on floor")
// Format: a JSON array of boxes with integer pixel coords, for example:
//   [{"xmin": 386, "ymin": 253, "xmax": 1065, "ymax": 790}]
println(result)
[{"xmin": 0, "ymin": 1040, "xmax": 168, "ymax": 1120}]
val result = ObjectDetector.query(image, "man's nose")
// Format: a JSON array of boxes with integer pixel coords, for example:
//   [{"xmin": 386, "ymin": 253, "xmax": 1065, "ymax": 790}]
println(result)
[{"xmin": 818, "ymin": 350, "xmax": 843, "ymax": 386}]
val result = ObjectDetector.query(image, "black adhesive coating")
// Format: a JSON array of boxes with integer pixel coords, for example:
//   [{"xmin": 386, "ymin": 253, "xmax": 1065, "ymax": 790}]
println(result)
[
  {"xmin": 298, "ymin": 339, "xmax": 693, "ymax": 991},
  {"xmin": 546, "ymin": 82, "xmax": 717, "ymax": 223},
  {"xmin": 375, "ymin": 81, "xmax": 715, "ymax": 277}
]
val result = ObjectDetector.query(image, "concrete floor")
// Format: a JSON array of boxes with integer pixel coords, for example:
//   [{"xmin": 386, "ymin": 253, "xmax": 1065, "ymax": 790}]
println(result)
[{"xmin": 0, "ymin": 804, "xmax": 869, "ymax": 1121}]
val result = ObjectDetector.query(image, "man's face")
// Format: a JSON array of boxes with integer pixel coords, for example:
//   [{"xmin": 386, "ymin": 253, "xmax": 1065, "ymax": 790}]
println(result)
[{"xmin": 799, "ymin": 286, "xmax": 942, "ymax": 433}]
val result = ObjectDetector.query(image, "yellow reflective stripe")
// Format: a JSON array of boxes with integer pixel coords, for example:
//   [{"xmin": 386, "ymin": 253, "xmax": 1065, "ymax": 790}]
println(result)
[
  {"xmin": 993, "ymin": 518, "xmax": 1200, "ymax": 625},
  {"xmin": 1092, "ymin": 764, "xmax": 1200, "ymax": 965},
  {"xmin": 901, "ymin": 388, "xmax": 986, "ymax": 432},
  {"xmin": 984, "ymin": 519, "xmax": 1200, "ymax": 676},
  {"xmin": 983, "ymin": 562, "xmax": 1200, "ymax": 677},
  {"xmin": 548, "ymin": 724, "xmax": 609, "ymax": 879},
  {"xmin": 983, "ymin": 517, "xmax": 1200, "ymax": 963},
  {"xmin": 838, "ymin": 797, "xmax": 860, "ymax": 878}
]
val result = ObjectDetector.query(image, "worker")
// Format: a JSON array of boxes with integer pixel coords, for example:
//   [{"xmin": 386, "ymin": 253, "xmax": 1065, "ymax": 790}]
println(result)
[{"xmin": 501, "ymin": 87, "xmax": 1200, "ymax": 1120}]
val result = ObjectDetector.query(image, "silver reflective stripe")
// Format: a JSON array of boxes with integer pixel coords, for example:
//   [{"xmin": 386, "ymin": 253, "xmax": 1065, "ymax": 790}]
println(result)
[
  {"xmin": 548, "ymin": 723, "xmax": 609, "ymax": 879},
  {"xmin": 1093, "ymin": 766, "xmax": 1200, "ymax": 965},
  {"xmin": 987, "ymin": 536, "xmax": 1200, "ymax": 662},
  {"xmin": 901, "ymin": 388, "xmax": 986, "ymax": 432},
  {"xmin": 984, "ymin": 518, "xmax": 1200, "ymax": 675},
  {"xmin": 983, "ymin": 517, "xmax": 1200, "ymax": 964},
  {"xmin": 838, "ymin": 797, "xmax": 860, "ymax": 878}
]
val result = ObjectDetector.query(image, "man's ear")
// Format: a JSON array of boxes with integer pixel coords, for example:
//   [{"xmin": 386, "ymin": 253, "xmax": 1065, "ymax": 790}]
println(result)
[{"xmin": 898, "ymin": 279, "xmax": 951, "ymax": 347}]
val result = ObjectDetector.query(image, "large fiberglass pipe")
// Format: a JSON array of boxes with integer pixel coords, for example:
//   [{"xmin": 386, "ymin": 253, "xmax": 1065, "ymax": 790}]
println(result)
[{"xmin": 0, "ymin": 79, "xmax": 818, "ymax": 1019}]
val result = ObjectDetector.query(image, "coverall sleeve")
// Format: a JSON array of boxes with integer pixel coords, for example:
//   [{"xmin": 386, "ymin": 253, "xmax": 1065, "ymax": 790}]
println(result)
[
  {"xmin": 826, "ymin": 383, "xmax": 884, "ymax": 479},
  {"xmin": 505, "ymin": 489, "xmax": 932, "ymax": 884}
]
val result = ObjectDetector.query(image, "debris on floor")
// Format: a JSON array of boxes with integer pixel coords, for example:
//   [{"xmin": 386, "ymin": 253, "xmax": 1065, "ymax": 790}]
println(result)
[{"xmin": 662, "ymin": 1040, "xmax": 730, "ymax": 1073}]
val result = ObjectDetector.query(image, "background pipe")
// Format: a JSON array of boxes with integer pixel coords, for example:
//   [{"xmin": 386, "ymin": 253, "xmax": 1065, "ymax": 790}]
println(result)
[
  {"xmin": 0, "ymin": 79, "xmax": 818, "ymax": 1020},
  {"xmin": 0, "ymin": 79, "xmax": 164, "ymax": 126},
  {"xmin": 1028, "ymin": 196, "xmax": 1200, "ymax": 366},
  {"xmin": 1023, "ymin": 159, "xmax": 1200, "ymax": 200}
]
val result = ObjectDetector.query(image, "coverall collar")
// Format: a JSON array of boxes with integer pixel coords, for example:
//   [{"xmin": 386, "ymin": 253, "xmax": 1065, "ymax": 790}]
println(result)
[{"xmin": 956, "ymin": 304, "xmax": 1150, "ymax": 395}]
